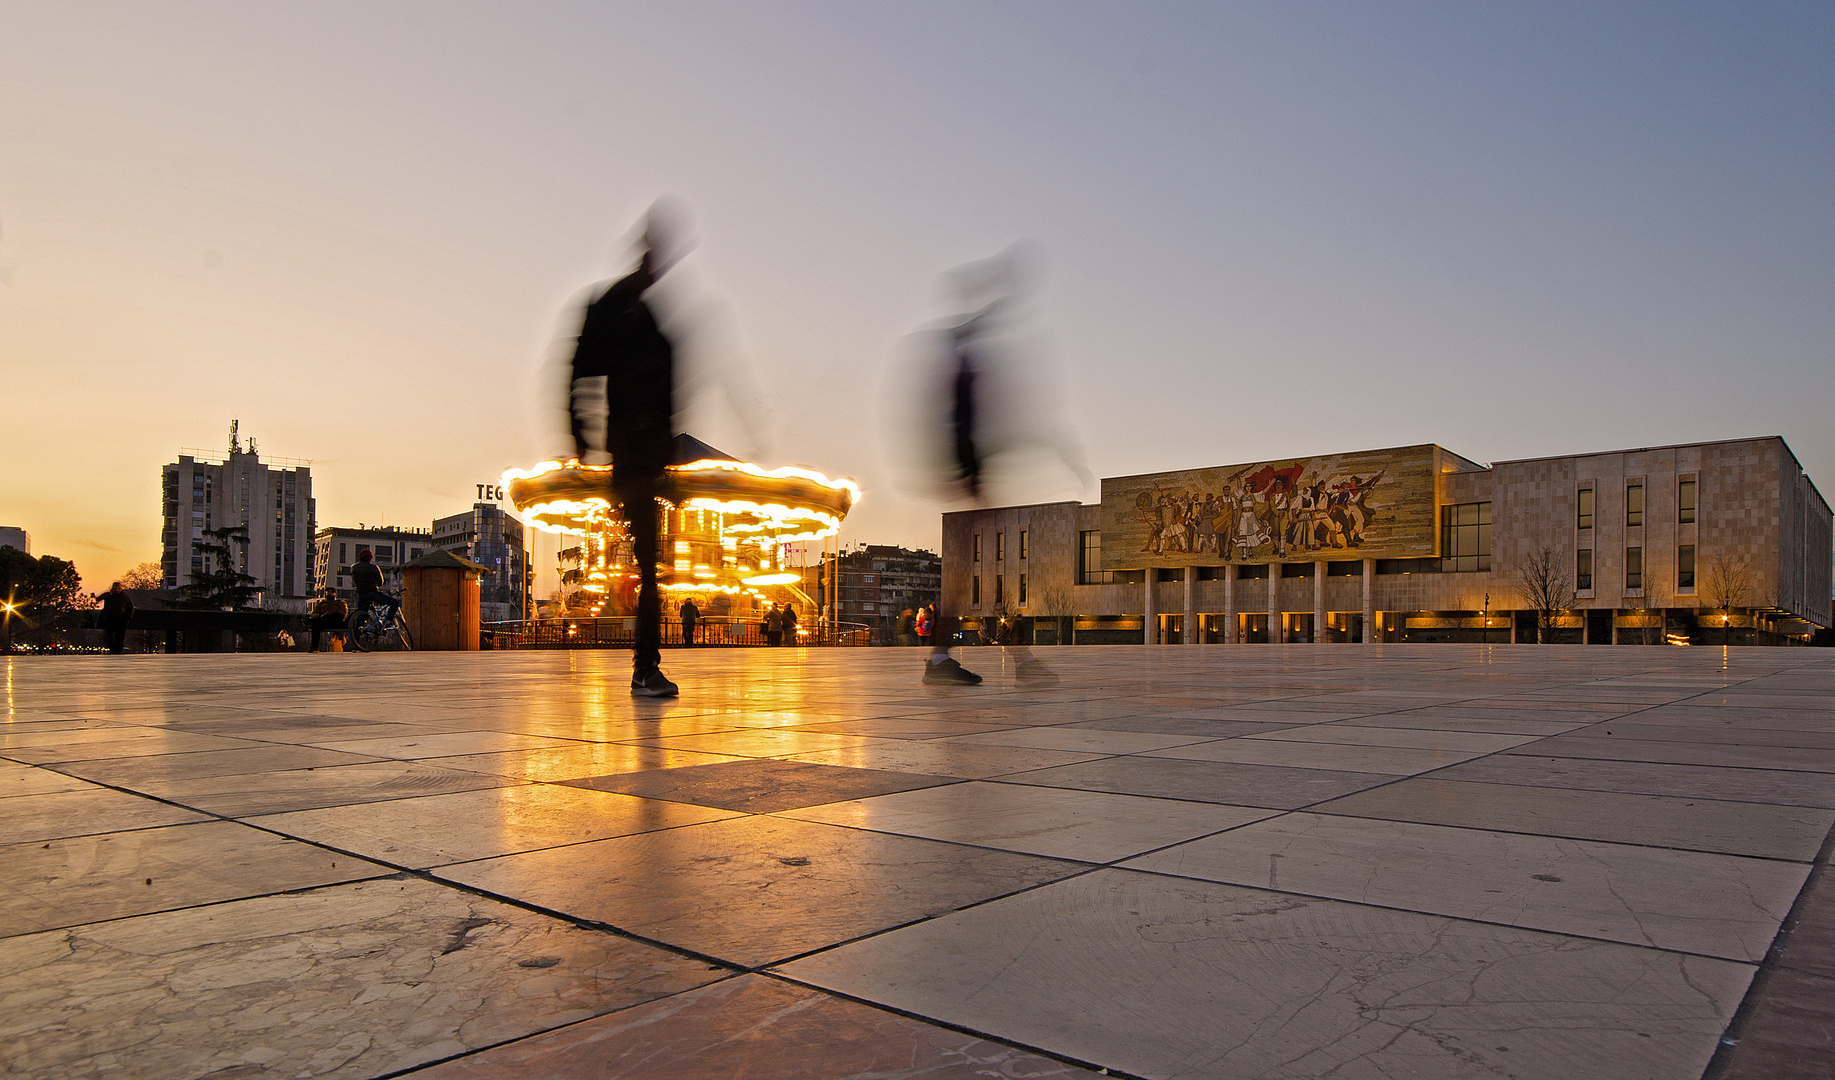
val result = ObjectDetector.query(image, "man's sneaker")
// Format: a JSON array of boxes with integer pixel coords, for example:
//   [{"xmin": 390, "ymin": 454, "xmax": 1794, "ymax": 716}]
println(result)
[
  {"xmin": 922, "ymin": 656, "xmax": 983, "ymax": 686},
  {"xmin": 631, "ymin": 668, "xmax": 680, "ymax": 698}
]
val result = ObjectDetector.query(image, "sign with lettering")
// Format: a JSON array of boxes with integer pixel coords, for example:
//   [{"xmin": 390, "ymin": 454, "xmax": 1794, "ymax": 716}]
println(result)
[
  {"xmin": 476, "ymin": 484, "xmax": 505, "ymax": 502},
  {"xmin": 1099, "ymin": 444, "xmax": 1442, "ymax": 567}
]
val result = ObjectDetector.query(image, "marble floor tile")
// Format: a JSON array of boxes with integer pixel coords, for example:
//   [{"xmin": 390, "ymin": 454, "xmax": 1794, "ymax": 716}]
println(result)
[
  {"xmin": 1510, "ymin": 736, "xmax": 1835, "ymax": 773},
  {"xmin": 563, "ymin": 757, "xmax": 954, "ymax": 813},
  {"xmin": 781, "ymin": 781, "xmax": 1275, "ymax": 863},
  {"xmin": 786, "ymin": 741, "xmax": 1108, "ymax": 779},
  {"xmin": 313, "ymin": 730, "xmax": 583, "ymax": 759},
  {"xmin": 1141, "ymin": 737, "xmax": 1492, "ymax": 776},
  {"xmin": 1594, "ymin": 724, "xmax": 1835, "ymax": 750},
  {"xmin": 784, "ymin": 716, "xmax": 1023, "ymax": 739},
  {"xmin": 253, "ymin": 784, "xmax": 738, "ymax": 867},
  {"xmin": 428, "ymin": 743, "xmax": 743, "ymax": 781},
  {"xmin": 1123, "ymin": 812, "xmax": 1807, "ymax": 961},
  {"xmin": 409, "ymin": 973, "xmax": 1102, "ymax": 1079},
  {"xmin": 1011, "ymin": 755, "xmax": 1397, "ymax": 808},
  {"xmin": 1060, "ymin": 716, "xmax": 1302, "ymax": 736},
  {"xmin": 437, "ymin": 814, "xmax": 1081, "ymax": 967},
  {"xmin": 626, "ymin": 728, "xmax": 899, "ymax": 758},
  {"xmin": 0, "ymin": 728, "xmax": 261, "ymax": 763},
  {"xmin": 935, "ymin": 726, "xmax": 1217, "ymax": 755},
  {"xmin": 51, "ymin": 744, "xmax": 384, "ymax": 785},
  {"xmin": 0, "ymin": 761, "xmax": 101, "ymax": 797},
  {"xmin": 128, "ymin": 760, "xmax": 525, "ymax": 816},
  {"xmin": 1312, "ymin": 777, "xmax": 1835, "ymax": 861},
  {"xmin": 0, "ymin": 787, "xmax": 210, "ymax": 845},
  {"xmin": 3, "ymin": 820, "xmax": 390, "ymax": 936},
  {"xmin": 1435, "ymin": 754, "xmax": 1835, "ymax": 808},
  {"xmin": 781, "ymin": 868, "xmax": 1751, "ymax": 1080},
  {"xmin": 0, "ymin": 878, "xmax": 722, "ymax": 1080},
  {"xmin": 1250, "ymin": 724, "xmax": 1542, "ymax": 752}
]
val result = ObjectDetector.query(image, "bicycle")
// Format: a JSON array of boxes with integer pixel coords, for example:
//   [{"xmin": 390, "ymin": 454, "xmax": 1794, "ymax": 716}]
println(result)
[{"xmin": 347, "ymin": 595, "xmax": 413, "ymax": 652}]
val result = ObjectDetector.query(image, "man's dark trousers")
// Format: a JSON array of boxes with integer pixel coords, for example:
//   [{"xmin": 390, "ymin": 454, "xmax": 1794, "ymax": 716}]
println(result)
[{"xmin": 615, "ymin": 448, "xmax": 667, "ymax": 673}]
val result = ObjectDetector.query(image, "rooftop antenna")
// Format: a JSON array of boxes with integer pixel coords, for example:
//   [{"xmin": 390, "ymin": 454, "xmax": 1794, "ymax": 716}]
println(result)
[
  {"xmin": 248, "ymin": 436, "xmax": 258, "ymax": 457},
  {"xmin": 228, "ymin": 419, "xmax": 241, "ymax": 456}
]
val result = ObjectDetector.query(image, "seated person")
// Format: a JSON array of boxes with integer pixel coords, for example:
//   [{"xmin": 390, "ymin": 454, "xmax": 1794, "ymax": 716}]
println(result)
[
  {"xmin": 307, "ymin": 588, "xmax": 348, "ymax": 651},
  {"xmin": 350, "ymin": 549, "xmax": 401, "ymax": 622}
]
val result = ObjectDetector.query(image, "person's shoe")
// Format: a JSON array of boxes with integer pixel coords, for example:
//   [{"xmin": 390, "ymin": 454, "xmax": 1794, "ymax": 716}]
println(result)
[
  {"xmin": 631, "ymin": 668, "xmax": 680, "ymax": 698},
  {"xmin": 922, "ymin": 656, "xmax": 983, "ymax": 686},
  {"xmin": 1015, "ymin": 659, "xmax": 1059, "ymax": 687}
]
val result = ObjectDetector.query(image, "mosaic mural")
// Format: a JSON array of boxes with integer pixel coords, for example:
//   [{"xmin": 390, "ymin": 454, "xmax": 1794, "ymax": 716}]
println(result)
[{"xmin": 1099, "ymin": 445, "xmax": 1439, "ymax": 566}]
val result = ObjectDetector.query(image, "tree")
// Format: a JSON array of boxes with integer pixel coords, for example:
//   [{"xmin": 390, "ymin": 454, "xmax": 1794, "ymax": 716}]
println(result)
[
  {"xmin": 1512, "ymin": 546, "xmax": 1576, "ymax": 644},
  {"xmin": 0, "ymin": 546, "xmax": 84, "ymax": 651},
  {"xmin": 1702, "ymin": 553, "xmax": 1755, "ymax": 646},
  {"xmin": 1032, "ymin": 584, "xmax": 1076, "ymax": 645},
  {"xmin": 177, "ymin": 526, "xmax": 262, "ymax": 610},
  {"xmin": 120, "ymin": 562, "xmax": 164, "ymax": 590}
]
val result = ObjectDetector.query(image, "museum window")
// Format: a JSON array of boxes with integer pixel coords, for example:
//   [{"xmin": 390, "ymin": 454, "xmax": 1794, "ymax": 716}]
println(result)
[
  {"xmin": 995, "ymin": 575, "xmax": 1004, "ymax": 604},
  {"xmin": 1626, "ymin": 483, "xmax": 1644, "ymax": 527},
  {"xmin": 972, "ymin": 576, "xmax": 981, "ymax": 605},
  {"xmin": 1577, "ymin": 487, "xmax": 1594, "ymax": 530},
  {"xmin": 1327, "ymin": 561, "xmax": 1364, "ymax": 576},
  {"xmin": 1234, "ymin": 564, "xmax": 1270, "ymax": 579},
  {"xmin": 973, "ymin": 535, "xmax": 981, "ymax": 562},
  {"xmin": 1019, "ymin": 530, "xmax": 1028, "ymax": 559},
  {"xmin": 1019, "ymin": 574, "xmax": 1028, "ymax": 604},
  {"xmin": 1439, "ymin": 502, "xmax": 1492, "ymax": 573},
  {"xmin": 1577, "ymin": 548, "xmax": 1593, "ymax": 591},
  {"xmin": 996, "ymin": 531, "xmax": 1005, "ymax": 561},
  {"xmin": 1280, "ymin": 563, "xmax": 1315, "ymax": 578},
  {"xmin": 1677, "ymin": 545, "xmax": 1696, "ymax": 591},
  {"xmin": 1625, "ymin": 546, "xmax": 1643, "ymax": 591},
  {"xmin": 1678, "ymin": 479, "xmax": 1696, "ymax": 524},
  {"xmin": 1077, "ymin": 530, "xmax": 1112, "ymax": 584},
  {"xmin": 1375, "ymin": 559, "xmax": 1439, "ymax": 575}
]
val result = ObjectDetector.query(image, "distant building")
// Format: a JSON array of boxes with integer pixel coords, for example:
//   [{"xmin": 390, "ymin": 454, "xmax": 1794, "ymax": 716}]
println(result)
[
  {"xmin": 432, "ymin": 503, "xmax": 527, "ymax": 621},
  {"xmin": 809, "ymin": 544, "xmax": 941, "ymax": 642},
  {"xmin": 161, "ymin": 425, "xmax": 315, "ymax": 599},
  {"xmin": 313, "ymin": 526, "xmax": 434, "ymax": 599},
  {"xmin": 0, "ymin": 527, "xmax": 28, "ymax": 554}
]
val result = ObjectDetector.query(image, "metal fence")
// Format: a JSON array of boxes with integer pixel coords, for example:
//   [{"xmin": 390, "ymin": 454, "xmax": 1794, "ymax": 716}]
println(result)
[{"xmin": 483, "ymin": 615, "xmax": 875, "ymax": 649}]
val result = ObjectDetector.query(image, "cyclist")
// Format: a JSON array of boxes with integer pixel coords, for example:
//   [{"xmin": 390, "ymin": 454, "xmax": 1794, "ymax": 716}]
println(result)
[{"xmin": 349, "ymin": 549, "xmax": 400, "ymax": 625}]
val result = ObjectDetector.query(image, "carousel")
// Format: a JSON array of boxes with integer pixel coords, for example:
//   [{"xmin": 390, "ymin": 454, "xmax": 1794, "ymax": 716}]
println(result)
[{"xmin": 500, "ymin": 435, "xmax": 860, "ymax": 640}]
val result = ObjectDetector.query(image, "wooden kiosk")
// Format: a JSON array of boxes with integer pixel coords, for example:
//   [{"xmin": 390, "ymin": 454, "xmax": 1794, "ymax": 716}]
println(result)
[{"xmin": 401, "ymin": 550, "xmax": 489, "ymax": 650}]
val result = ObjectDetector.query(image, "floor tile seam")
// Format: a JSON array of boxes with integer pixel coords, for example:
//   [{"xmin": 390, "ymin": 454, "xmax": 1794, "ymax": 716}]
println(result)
[
  {"xmin": 1287, "ymin": 807, "xmax": 1824, "ymax": 867},
  {"xmin": 29, "ymin": 765, "xmax": 537, "ymax": 825},
  {"xmin": 1104, "ymin": 862, "xmax": 1772, "ymax": 966},
  {"xmin": 1493, "ymin": 747, "xmax": 1835, "ymax": 775},
  {"xmin": 0, "ymin": 866, "xmax": 407, "ymax": 942},
  {"xmin": 364, "ymin": 973, "xmax": 756, "ymax": 1080},
  {"xmin": 753, "ymin": 970, "xmax": 1159, "ymax": 1080},
  {"xmin": 350, "ymin": 807, "xmax": 759, "ymax": 870},
  {"xmin": 1702, "ymin": 808, "xmax": 1835, "ymax": 1079},
  {"xmin": 2, "ymin": 815, "xmax": 224, "ymax": 847},
  {"xmin": 977, "ymin": 772, "xmax": 1372, "ymax": 813}
]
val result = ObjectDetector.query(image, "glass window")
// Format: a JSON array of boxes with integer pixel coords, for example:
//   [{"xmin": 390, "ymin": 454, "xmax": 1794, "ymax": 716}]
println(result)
[
  {"xmin": 1626, "ymin": 546, "xmax": 1643, "ymax": 590},
  {"xmin": 1078, "ymin": 530, "xmax": 1112, "ymax": 585},
  {"xmin": 973, "ymin": 535, "xmax": 981, "ymax": 562},
  {"xmin": 972, "ymin": 576, "xmax": 981, "ymax": 605},
  {"xmin": 1577, "ymin": 549, "xmax": 1593, "ymax": 591},
  {"xmin": 996, "ymin": 531, "xmax": 1005, "ymax": 561},
  {"xmin": 995, "ymin": 575, "xmax": 1004, "ymax": 603},
  {"xmin": 1626, "ymin": 483, "xmax": 1644, "ymax": 527},
  {"xmin": 1439, "ymin": 502, "xmax": 1492, "ymax": 573},
  {"xmin": 1677, "ymin": 545, "xmax": 1696, "ymax": 590},
  {"xmin": 1577, "ymin": 487, "xmax": 1594, "ymax": 529},
  {"xmin": 1235, "ymin": 563, "xmax": 1270, "ymax": 579},
  {"xmin": 1019, "ymin": 530, "xmax": 1028, "ymax": 559},
  {"xmin": 1019, "ymin": 573, "xmax": 1028, "ymax": 604},
  {"xmin": 1678, "ymin": 480, "xmax": 1696, "ymax": 524}
]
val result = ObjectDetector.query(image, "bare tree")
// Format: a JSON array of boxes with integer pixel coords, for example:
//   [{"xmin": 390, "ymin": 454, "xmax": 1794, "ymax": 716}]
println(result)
[
  {"xmin": 1630, "ymin": 571, "xmax": 1669, "ymax": 645},
  {"xmin": 1513, "ymin": 546, "xmax": 1576, "ymax": 644},
  {"xmin": 1702, "ymin": 553, "xmax": 1755, "ymax": 645},
  {"xmin": 1032, "ymin": 584, "xmax": 1075, "ymax": 645}
]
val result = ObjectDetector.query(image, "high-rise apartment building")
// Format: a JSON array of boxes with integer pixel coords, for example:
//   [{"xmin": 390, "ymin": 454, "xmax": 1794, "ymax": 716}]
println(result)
[
  {"xmin": 161, "ymin": 425, "xmax": 316, "ymax": 599},
  {"xmin": 432, "ymin": 503, "xmax": 527, "ymax": 621}
]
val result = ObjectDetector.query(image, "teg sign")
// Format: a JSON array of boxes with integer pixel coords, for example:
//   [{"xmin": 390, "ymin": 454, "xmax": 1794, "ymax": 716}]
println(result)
[
  {"xmin": 1098, "ymin": 444, "xmax": 1445, "ymax": 567},
  {"xmin": 476, "ymin": 484, "xmax": 505, "ymax": 502}
]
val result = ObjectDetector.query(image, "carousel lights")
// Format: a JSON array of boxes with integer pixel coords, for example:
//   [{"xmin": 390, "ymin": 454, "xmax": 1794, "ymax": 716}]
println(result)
[{"xmin": 742, "ymin": 573, "xmax": 802, "ymax": 586}]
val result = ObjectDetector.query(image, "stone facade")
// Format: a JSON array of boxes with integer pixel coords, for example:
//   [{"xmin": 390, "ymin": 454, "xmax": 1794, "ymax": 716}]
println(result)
[{"xmin": 942, "ymin": 437, "xmax": 1831, "ymax": 645}]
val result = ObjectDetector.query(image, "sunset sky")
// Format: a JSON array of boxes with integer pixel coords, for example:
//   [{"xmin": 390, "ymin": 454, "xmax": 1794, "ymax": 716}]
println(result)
[{"xmin": 3, "ymin": 3, "xmax": 1831, "ymax": 593}]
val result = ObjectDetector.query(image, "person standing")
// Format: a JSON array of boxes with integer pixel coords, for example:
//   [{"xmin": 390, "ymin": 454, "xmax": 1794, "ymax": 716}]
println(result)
[
  {"xmin": 99, "ymin": 582, "xmax": 134, "ymax": 654},
  {"xmin": 763, "ymin": 602, "xmax": 781, "ymax": 646},
  {"xmin": 308, "ymin": 587, "xmax": 347, "ymax": 652},
  {"xmin": 897, "ymin": 607, "xmax": 916, "ymax": 646},
  {"xmin": 569, "ymin": 205, "xmax": 687, "ymax": 697},
  {"xmin": 780, "ymin": 603, "xmax": 797, "ymax": 645},
  {"xmin": 679, "ymin": 597, "xmax": 699, "ymax": 646}
]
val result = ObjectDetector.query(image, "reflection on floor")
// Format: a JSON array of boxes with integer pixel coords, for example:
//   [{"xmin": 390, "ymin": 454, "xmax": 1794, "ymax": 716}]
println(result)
[{"xmin": 3, "ymin": 645, "xmax": 1833, "ymax": 1078}]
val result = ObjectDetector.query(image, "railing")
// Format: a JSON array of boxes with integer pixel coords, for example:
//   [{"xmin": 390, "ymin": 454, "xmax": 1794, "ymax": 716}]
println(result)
[{"xmin": 483, "ymin": 615, "xmax": 875, "ymax": 649}]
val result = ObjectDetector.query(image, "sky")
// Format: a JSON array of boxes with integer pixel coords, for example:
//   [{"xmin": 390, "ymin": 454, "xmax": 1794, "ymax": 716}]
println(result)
[{"xmin": 2, "ymin": 2, "xmax": 1831, "ymax": 595}]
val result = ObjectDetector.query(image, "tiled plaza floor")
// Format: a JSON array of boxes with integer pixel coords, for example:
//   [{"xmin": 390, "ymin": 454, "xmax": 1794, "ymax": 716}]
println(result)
[{"xmin": 3, "ymin": 644, "xmax": 1833, "ymax": 1079}]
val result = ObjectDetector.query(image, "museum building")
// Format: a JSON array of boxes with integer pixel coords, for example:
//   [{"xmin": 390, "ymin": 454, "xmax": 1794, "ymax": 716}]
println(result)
[{"xmin": 941, "ymin": 436, "xmax": 1831, "ymax": 646}]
